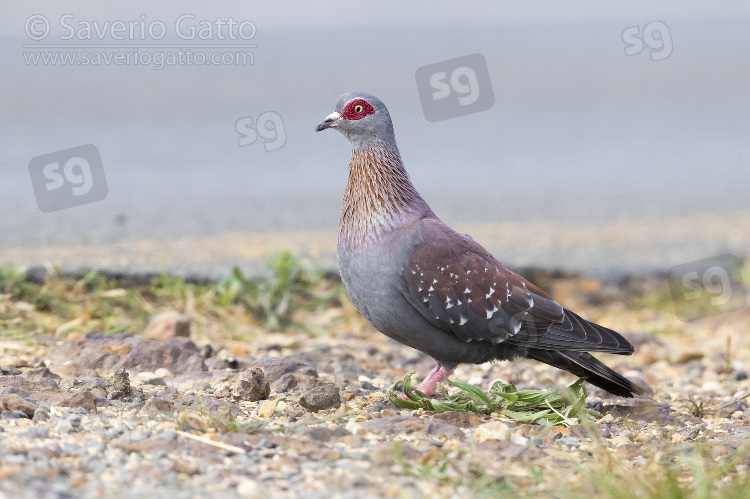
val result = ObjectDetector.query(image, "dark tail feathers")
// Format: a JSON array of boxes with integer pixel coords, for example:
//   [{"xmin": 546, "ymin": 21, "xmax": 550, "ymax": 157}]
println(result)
[{"xmin": 527, "ymin": 349, "xmax": 645, "ymax": 398}]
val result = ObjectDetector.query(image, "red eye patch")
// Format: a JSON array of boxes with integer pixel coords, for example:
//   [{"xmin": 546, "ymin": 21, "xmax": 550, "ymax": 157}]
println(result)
[{"xmin": 341, "ymin": 99, "xmax": 375, "ymax": 120}]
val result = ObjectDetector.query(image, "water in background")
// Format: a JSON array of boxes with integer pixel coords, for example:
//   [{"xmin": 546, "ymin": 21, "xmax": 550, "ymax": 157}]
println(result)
[{"xmin": 1, "ymin": 3, "xmax": 749, "ymax": 272}]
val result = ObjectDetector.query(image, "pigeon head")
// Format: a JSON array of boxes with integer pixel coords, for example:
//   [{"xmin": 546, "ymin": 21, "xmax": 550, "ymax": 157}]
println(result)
[{"xmin": 315, "ymin": 92, "xmax": 396, "ymax": 149}]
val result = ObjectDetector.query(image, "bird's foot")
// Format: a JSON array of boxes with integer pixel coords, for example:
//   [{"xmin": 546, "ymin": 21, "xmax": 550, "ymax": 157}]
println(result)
[{"xmin": 400, "ymin": 364, "xmax": 456, "ymax": 399}]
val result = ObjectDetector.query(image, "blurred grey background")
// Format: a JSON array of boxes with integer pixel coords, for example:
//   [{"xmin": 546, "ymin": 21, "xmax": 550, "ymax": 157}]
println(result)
[{"xmin": 1, "ymin": 1, "xmax": 749, "ymax": 277}]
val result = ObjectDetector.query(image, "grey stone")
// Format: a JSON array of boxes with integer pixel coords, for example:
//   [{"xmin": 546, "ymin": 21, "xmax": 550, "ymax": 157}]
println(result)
[
  {"xmin": 272, "ymin": 373, "xmax": 319, "ymax": 394},
  {"xmin": 2, "ymin": 409, "xmax": 27, "ymax": 419},
  {"xmin": 249, "ymin": 357, "xmax": 318, "ymax": 385},
  {"xmin": 299, "ymin": 384, "xmax": 341, "ymax": 412},
  {"xmin": 32, "ymin": 407, "xmax": 50, "ymax": 422}
]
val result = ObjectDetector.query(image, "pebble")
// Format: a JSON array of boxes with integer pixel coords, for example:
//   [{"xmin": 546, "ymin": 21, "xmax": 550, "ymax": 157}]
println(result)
[
  {"xmin": 138, "ymin": 372, "xmax": 167, "ymax": 386},
  {"xmin": 258, "ymin": 398, "xmax": 278, "ymax": 418},
  {"xmin": 474, "ymin": 421, "xmax": 511, "ymax": 442}
]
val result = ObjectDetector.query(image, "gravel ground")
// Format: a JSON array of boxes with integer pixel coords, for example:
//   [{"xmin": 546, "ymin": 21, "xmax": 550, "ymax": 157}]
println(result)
[{"xmin": 1, "ymin": 275, "xmax": 750, "ymax": 498}]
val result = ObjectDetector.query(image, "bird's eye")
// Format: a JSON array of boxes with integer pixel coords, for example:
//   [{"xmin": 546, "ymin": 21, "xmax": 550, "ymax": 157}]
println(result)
[{"xmin": 354, "ymin": 105, "xmax": 364, "ymax": 113}]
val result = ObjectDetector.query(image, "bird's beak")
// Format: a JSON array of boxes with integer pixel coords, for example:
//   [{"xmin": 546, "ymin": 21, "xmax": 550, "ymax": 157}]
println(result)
[{"xmin": 315, "ymin": 111, "xmax": 341, "ymax": 132}]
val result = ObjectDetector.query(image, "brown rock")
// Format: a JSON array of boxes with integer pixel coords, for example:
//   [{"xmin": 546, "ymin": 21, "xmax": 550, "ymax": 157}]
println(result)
[
  {"xmin": 140, "ymin": 397, "xmax": 175, "ymax": 418},
  {"xmin": 232, "ymin": 368, "xmax": 270, "ymax": 402},
  {"xmin": 1, "ymin": 393, "xmax": 37, "ymax": 418},
  {"xmin": 48, "ymin": 333, "xmax": 206, "ymax": 375},
  {"xmin": 143, "ymin": 312, "xmax": 191, "ymax": 341},
  {"xmin": 60, "ymin": 391, "xmax": 97, "ymax": 412},
  {"xmin": 19, "ymin": 367, "xmax": 59, "ymax": 381},
  {"xmin": 425, "ymin": 421, "xmax": 466, "ymax": 441},
  {"xmin": 600, "ymin": 399, "xmax": 674, "ymax": 425}
]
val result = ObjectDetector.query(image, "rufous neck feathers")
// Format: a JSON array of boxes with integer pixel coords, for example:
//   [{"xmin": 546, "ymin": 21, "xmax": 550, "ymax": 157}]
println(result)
[{"xmin": 339, "ymin": 140, "xmax": 429, "ymax": 250}]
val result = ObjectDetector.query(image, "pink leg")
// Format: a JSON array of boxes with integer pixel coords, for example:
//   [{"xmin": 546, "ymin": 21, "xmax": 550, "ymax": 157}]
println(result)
[{"xmin": 401, "ymin": 364, "xmax": 457, "ymax": 399}]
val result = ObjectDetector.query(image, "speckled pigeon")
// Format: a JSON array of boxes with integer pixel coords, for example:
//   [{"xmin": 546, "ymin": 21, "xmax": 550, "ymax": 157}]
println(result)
[{"xmin": 315, "ymin": 92, "xmax": 644, "ymax": 398}]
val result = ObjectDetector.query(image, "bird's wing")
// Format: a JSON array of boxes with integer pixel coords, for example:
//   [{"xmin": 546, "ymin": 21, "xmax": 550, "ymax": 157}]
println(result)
[{"xmin": 399, "ymin": 218, "xmax": 633, "ymax": 353}]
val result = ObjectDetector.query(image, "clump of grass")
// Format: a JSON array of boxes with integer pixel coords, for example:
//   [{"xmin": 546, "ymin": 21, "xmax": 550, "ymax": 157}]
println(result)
[
  {"xmin": 216, "ymin": 250, "xmax": 342, "ymax": 331},
  {"xmin": 684, "ymin": 395, "xmax": 711, "ymax": 418},
  {"xmin": 387, "ymin": 371, "xmax": 593, "ymax": 426}
]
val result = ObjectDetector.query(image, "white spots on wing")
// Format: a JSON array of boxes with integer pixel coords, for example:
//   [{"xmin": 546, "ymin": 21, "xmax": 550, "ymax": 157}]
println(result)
[
  {"xmin": 420, "ymin": 272, "xmax": 424, "ymax": 277},
  {"xmin": 459, "ymin": 314, "xmax": 468, "ymax": 325},
  {"xmin": 467, "ymin": 270, "xmax": 471, "ymax": 274},
  {"xmin": 411, "ymin": 270, "xmax": 416, "ymax": 274},
  {"xmin": 440, "ymin": 267, "xmax": 445, "ymax": 271},
  {"xmin": 418, "ymin": 283, "xmax": 423, "ymax": 292},
  {"xmin": 486, "ymin": 287, "xmax": 494, "ymax": 299},
  {"xmin": 432, "ymin": 279, "xmax": 438, "ymax": 284},
  {"xmin": 428, "ymin": 285, "xmax": 434, "ymax": 292},
  {"xmin": 456, "ymin": 299, "xmax": 463, "ymax": 306},
  {"xmin": 522, "ymin": 282, "xmax": 527, "ymax": 287},
  {"xmin": 448, "ymin": 318, "xmax": 454, "ymax": 324},
  {"xmin": 467, "ymin": 298, "xmax": 473, "ymax": 303},
  {"xmin": 463, "ymin": 287, "xmax": 471, "ymax": 294},
  {"xmin": 484, "ymin": 268, "xmax": 488, "ymax": 272},
  {"xmin": 422, "ymin": 296, "xmax": 429, "ymax": 303},
  {"xmin": 484, "ymin": 301, "xmax": 500, "ymax": 319}
]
